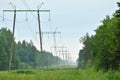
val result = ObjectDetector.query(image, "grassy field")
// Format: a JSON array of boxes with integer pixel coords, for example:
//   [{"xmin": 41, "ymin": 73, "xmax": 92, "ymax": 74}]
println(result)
[{"xmin": 0, "ymin": 68, "xmax": 120, "ymax": 80}]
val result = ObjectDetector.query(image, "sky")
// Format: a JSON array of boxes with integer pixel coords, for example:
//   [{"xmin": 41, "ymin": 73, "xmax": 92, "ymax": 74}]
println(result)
[{"xmin": 0, "ymin": 0, "xmax": 119, "ymax": 62}]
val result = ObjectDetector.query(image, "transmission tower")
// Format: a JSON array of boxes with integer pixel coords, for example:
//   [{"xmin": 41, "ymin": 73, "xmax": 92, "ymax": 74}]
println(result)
[
  {"xmin": 3, "ymin": 8, "xmax": 50, "ymax": 71},
  {"xmin": 55, "ymin": 46, "xmax": 67, "ymax": 66},
  {"xmin": 40, "ymin": 30, "xmax": 61, "ymax": 65}
]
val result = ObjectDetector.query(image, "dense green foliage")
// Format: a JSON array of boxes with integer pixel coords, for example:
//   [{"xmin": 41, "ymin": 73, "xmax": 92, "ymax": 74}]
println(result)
[
  {"xmin": 0, "ymin": 28, "xmax": 19, "ymax": 70},
  {"xmin": 77, "ymin": 33, "xmax": 93, "ymax": 69},
  {"xmin": 16, "ymin": 40, "xmax": 64, "ymax": 68},
  {"xmin": 78, "ymin": 2, "xmax": 120, "ymax": 71},
  {"xmin": 0, "ymin": 28, "xmax": 64, "ymax": 71},
  {"xmin": 16, "ymin": 40, "xmax": 37, "ymax": 68},
  {"xmin": 93, "ymin": 17, "xmax": 120, "ymax": 71},
  {"xmin": 113, "ymin": 2, "xmax": 120, "ymax": 18},
  {"xmin": 36, "ymin": 51, "xmax": 63, "ymax": 67}
]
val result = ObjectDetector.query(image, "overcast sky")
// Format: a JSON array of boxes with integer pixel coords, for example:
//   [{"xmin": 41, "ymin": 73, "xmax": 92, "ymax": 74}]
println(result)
[{"xmin": 0, "ymin": 0, "xmax": 119, "ymax": 62}]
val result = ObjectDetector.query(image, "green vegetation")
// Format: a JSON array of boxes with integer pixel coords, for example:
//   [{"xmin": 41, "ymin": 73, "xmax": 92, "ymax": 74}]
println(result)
[
  {"xmin": 0, "ymin": 27, "xmax": 65, "ymax": 70},
  {"xmin": 0, "ymin": 28, "xmax": 19, "ymax": 70},
  {"xmin": 77, "ymin": 2, "xmax": 120, "ymax": 71},
  {"xmin": 16, "ymin": 40, "xmax": 64, "ymax": 69},
  {"xmin": 0, "ymin": 68, "xmax": 120, "ymax": 80},
  {"xmin": 0, "ymin": 1, "xmax": 120, "ymax": 80}
]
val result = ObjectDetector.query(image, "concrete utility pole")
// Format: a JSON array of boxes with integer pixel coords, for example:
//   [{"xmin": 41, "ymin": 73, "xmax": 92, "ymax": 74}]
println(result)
[
  {"xmin": 9, "ymin": 10, "xmax": 16, "ymax": 71},
  {"xmin": 3, "ymin": 9, "xmax": 50, "ymax": 71}
]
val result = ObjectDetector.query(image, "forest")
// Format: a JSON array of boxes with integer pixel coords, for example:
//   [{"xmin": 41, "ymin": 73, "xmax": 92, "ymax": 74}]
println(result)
[
  {"xmin": 0, "ymin": 28, "xmax": 66, "ymax": 70},
  {"xmin": 77, "ymin": 2, "xmax": 120, "ymax": 72}
]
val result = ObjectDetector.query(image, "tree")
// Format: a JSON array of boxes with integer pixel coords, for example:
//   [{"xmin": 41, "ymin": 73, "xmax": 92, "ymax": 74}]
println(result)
[
  {"xmin": 78, "ymin": 33, "xmax": 93, "ymax": 69},
  {"xmin": 0, "ymin": 28, "xmax": 67, "ymax": 70},
  {"xmin": 113, "ymin": 2, "xmax": 120, "ymax": 18},
  {"xmin": 0, "ymin": 28, "xmax": 19, "ymax": 70},
  {"xmin": 78, "ymin": 2, "xmax": 120, "ymax": 71},
  {"xmin": 92, "ymin": 16, "xmax": 120, "ymax": 71},
  {"xmin": 0, "ymin": 48, "xmax": 8, "ymax": 70},
  {"xmin": 16, "ymin": 40, "xmax": 64, "ymax": 68},
  {"xmin": 16, "ymin": 40, "xmax": 37, "ymax": 68}
]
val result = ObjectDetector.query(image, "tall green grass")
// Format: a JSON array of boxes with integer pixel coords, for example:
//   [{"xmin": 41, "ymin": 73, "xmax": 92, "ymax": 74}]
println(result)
[{"xmin": 0, "ymin": 68, "xmax": 120, "ymax": 80}]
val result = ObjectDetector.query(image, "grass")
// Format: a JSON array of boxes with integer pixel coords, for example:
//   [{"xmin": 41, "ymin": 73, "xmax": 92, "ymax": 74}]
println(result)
[{"xmin": 0, "ymin": 68, "xmax": 120, "ymax": 80}]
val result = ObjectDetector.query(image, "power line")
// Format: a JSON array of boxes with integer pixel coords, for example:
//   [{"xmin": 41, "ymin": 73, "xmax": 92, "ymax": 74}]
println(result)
[
  {"xmin": 0, "ymin": 15, "xmax": 12, "ymax": 22},
  {"xmin": 3, "ymin": 9, "xmax": 50, "ymax": 71},
  {"xmin": 3, "ymin": 0, "xmax": 53, "ymax": 70},
  {"xmin": 9, "ymin": 2, "xmax": 16, "ymax": 10},
  {"xmin": 21, "ymin": 0, "xmax": 51, "ymax": 23},
  {"xmin": 26, "ymin": 21, "xmax": 39, "ymax": 44},
  {"xmin": 0, "ymin": 15, "xmax": 29, "ymax": 23},
  {"xmin": 21, "ymin": 0, "xmax": 39, "ymax": 20},
  {"xmin": 39, "ymin": 31, "xmax": 61, "ymax": 66}
]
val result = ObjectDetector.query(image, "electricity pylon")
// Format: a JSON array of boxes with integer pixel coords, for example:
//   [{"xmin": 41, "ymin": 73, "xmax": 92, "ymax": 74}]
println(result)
[{"xmin": 3, "ymin": 9, "xmax": 50, "ymax": 71}]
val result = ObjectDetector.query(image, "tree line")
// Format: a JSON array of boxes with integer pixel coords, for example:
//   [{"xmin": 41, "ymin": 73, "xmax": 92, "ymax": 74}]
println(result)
[
  {"xmin": 77, "ymin": 2, "xmax": 120, "ymax": 71},
  {"xmin": 0, "ymin": 28, "xmax": 64, "ymax": 71}
]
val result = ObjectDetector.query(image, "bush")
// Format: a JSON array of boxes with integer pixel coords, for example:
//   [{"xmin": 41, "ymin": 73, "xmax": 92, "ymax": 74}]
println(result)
[
  {"xmin": 16, "ymin": 70, "xmax": 35, "ymax": 74},
  {"xmin": 107, "ymin": 71, "xmax": 120, "ymax": 80},
  {"xmin": 19, "ymin": 62, "xmax": 32, "ymax": 69}
]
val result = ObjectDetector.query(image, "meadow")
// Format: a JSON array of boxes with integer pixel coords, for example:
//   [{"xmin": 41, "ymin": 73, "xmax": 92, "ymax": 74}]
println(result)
[{"xmin": 0, "ymin": 68, "xmax": 120, "ymax": 80}]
